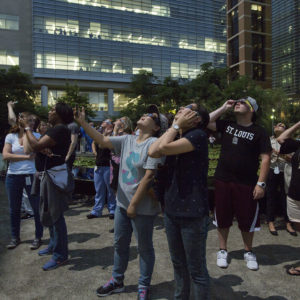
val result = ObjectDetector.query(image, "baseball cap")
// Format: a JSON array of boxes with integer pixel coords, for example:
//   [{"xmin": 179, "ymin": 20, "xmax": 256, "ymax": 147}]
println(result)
[{"xmin": 238, "ymin": 96, "xmax": 258, "ymax": 112}]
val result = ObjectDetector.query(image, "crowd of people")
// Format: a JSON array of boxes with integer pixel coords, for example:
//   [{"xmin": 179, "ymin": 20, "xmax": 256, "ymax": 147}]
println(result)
[{"xmin": 1, "ymin": 97, "xmax": 300, "ymax": 300}]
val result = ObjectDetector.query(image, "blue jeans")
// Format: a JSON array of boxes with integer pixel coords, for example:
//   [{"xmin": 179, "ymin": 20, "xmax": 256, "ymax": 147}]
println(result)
[
  {"xmin": 92, "ymin": 166, "xmax": 116, "ymax": 216},
  {"xmin": 5, "ymin": 174, "xmax": 43, "ymax": 240},
  {"xmin": 47, "ymin": 214, "xmax": 68, "ymax": 261},
  {"xmin": 112, "ymin": 206, "xmax": 155, "ymax": 287},
  {"xmin": 164, "ymin": 213, "xmax": 210, "ymax": 300}
]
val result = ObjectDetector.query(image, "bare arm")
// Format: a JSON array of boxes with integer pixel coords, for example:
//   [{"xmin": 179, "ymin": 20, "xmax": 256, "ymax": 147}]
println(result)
[
  {"xmin": 65, "ymin": 133, "xmax": 78, "ymax": 161},
  {"xmin": 2, "ymin": 143, "xmax": 33, "ymax": 162},
  {"xmin": 74, "ymin": 107, "xmax": 113, "ymax": 149},
  {"xmin": 207, "ymin": 100, "xmax": 235, "ymax": 131},
  {"xmin": 91, "ymin": 141, "xmax": 97, "ymax": 156},
  {"xmin": 25, "ymin": 129, "xmax": 56, "ymax": 151},
  {"xmin": 253, "ymin": 152, "xmax": 271, "ymax": 200},
  {"xmin": 127, "ymin": 169, "xmax": 156, "ymax": 218},
  {"xmin": 7, "ymin": 101, "xmax": 17, "ymax": 126},
  {"xmin": 277, "ymin": 121, "xmax": 300, "ymax": 144}
]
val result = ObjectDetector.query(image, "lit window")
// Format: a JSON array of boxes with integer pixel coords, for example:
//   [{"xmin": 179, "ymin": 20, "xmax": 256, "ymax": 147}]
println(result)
[
  {"xmin": 88, "ymin": 92, "xmax": 108, "ymax": 111},
  {"xmin": 114, "ymin": 93, "xmax": 131, "ymax": 111},
  {"xmin": 0, "ymin": 50, "xmax": 19, "ymax": 66},
  {"xmin": 251, "ymin": 4, "xmax": 262, "ymax": 12},
  {"xmin": 0, "ymin": 14, "xmax": 19, "ymax": 30}
]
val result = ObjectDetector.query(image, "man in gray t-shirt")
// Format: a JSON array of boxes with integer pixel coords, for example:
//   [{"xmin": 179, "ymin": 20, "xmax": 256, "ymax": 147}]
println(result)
[
  {"xmin": 109, "ymin": 134, "xmax": 164, "ymax": 216},
  {"xmin": 66, "ymin": 121, "xmax": 80, "ymax": 169}
]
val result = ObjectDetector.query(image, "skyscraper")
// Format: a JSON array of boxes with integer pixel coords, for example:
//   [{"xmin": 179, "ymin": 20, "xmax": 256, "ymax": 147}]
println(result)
[
  {"xmin": 272, "ymin": 0, "xmax": 300, "ymax": 100},
  {"xmin": 227, "ymin": 0, "xmax": 272, "ymax": 88},
  {"xmin": 1, "ymin": 0, "xmax": 227, "ymax": 118}
]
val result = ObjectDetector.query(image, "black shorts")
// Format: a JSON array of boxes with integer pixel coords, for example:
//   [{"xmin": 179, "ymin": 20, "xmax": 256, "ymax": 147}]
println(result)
[{"xmin": 213, "ymin": 179, "xmax": 260, "ymax": 232}]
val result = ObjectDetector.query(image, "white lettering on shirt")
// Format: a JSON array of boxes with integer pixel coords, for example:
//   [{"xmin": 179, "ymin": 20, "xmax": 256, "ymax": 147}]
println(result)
[{"xmin": 225, "ymin": 126, "xmax": 255, "ymax": 141}]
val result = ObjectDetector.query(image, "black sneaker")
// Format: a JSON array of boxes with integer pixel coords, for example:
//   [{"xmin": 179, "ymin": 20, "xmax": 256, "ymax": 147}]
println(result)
[
  {"xmin": 30, "ymin": 238, "xmax": 42, "ymax": 250},
  {"xmin": 109, "ymin": 213, "xmax": 114, "ymax": 220},
  {"xmin": 137, "ymin": 287, "xmax": 150, "ymax": 300},
  {"xmin": 87, "ymin": 213, "xmax": 99, "ymax": 219},
  {"xmin": 6, "ymin": 238, "xmax": 21, "ymax": 249},
  {"xmin": 96, "ymin": 277, "xmax": 125, "ymax": 297}
]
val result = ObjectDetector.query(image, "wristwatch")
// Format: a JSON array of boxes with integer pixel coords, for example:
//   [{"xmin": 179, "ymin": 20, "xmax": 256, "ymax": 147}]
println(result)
[
  {"xmin": 257, "ymin": 181, "xmax": 266, "ymax": 189},
  {"xmin": 172, "ymin": 124, "xmax": 180, "ymax": 131},
  {"xmin": 24, "ymin": 127, "xmax": 31, "ymax": 131}
]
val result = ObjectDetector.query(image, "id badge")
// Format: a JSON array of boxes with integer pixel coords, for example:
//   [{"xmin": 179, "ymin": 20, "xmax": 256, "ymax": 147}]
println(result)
[
  {"xmin": 274, "ymin": 166, "xmax": 280, "ymax": 174},
  {"xmin": 25, "ymin": 176, "xmax": 31, "ymax": 186}
]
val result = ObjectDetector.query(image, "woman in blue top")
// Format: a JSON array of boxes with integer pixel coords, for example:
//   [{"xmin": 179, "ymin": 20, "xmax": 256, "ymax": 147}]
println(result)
[
  {"xmin": 3, "ymin": 112, "xmax": 43, "ymax": 250},
  {"xmin": 149, "ymin": 103, "xmax": 210, "ymax": 300}
]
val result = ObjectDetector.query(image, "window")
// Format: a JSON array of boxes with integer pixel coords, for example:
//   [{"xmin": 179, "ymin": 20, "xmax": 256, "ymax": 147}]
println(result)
[
  {"xmin": 229, "ymin": 37, "xmax": 239, "ymax": 64},
  {"xmin": 252, "ymin": 34, "xmax": 265, "ymax": 62},
  {"xmin": 0, "ymin": 14, "xmax": 19, "ymax": 30},
  {"xmin": 114, "ymin": 93, "xmax": 130, "ymax": 111},
  {"xmin": 0, "ymin": 50, "xmax": 19, "ymax": 66},
  {"xmin": 230, "ymin": 8, "xmax": 239, "ymax": 36},
  {"xmin": 252, "ymin": 63, "xmax": 265, "ymax": 81},
  {"xmin": 251, "ymin": 4, "xmax": 264, "ymax": 32},
  {"xmin": 88, "ymin": 92, "xmax": 108, "ymax": 111}
]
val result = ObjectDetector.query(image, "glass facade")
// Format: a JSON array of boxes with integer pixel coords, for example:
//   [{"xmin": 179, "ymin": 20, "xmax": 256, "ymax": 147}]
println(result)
[
  {"xmin": 32, "ymin": 0, "xmax": 226, "ymax": 82},
  {"xmin": 272, "ymin": 0, "xmax": 300, "ymax": 96},
  {"xmin": 0, "ymin": 14, "xmax": 19, "ymax": 30}
]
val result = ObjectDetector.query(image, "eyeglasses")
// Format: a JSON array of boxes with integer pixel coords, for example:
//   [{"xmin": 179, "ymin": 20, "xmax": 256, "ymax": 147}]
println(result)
[{"xmin": 275, "ymin": 124, "xmax": 286, "ymax": 129}]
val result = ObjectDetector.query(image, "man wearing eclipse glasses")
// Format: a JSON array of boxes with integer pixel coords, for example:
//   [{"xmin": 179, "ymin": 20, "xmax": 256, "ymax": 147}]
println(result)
[{"xmin": 207, "ymin": 96, "xmax": 272, "ymax": 271}]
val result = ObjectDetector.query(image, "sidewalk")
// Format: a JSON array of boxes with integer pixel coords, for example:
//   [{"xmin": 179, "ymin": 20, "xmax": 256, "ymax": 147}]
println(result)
[{"xmin": 0, "ymin": 181, "xmax": 299, "ymax": 300}]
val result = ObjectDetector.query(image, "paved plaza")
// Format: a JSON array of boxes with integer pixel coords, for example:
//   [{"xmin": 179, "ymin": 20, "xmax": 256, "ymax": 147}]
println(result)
[{"xmin": 0, "ymin": 181, "xmax": 299, "ymax": 300}]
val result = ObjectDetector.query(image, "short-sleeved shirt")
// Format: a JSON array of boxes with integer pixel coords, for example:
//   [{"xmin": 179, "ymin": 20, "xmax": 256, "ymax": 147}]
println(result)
[
  {"xmin": 109, "ymin": 135, "xmax": 164, "ymax": 216},
  {"xmin": 5, "ymin": 132, "xmax": 40, "ymax": 175},
  {"xmin": 164, "ymin": 128, "xmax": 209, "ymax": 218},
  {"xmin": 68, "ymin": 122, "xmax": 79, "ymax": 156},
  {"xmin": 280, "ymin": 139, "xmax": 300, "ymax": 200},
  {"xmin": 215, "ymin": 120, "xmax": 272, "ymax": 185},
  {"xmin": 36, "ymin": 124, "xmax": 71, "ymax": 171}
]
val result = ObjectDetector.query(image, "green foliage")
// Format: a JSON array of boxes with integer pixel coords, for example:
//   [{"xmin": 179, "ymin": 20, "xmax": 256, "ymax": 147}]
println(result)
[
  {"xmin": 0, "ymin": 66, "xmax": 43, "ymax": 136},
  {"xmin": 120, "ymin": 64, "xmax": 297, "ymax": 133},
  {"xmin": 55, "ymin": 83, "xmax": 96, "ymax": 118}
]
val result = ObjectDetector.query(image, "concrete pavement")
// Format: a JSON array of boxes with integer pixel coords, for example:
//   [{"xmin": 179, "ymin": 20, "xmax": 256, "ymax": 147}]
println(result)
[{"xmin": 0, "ymin": 180, "xmax": 299, "ymax": 300}]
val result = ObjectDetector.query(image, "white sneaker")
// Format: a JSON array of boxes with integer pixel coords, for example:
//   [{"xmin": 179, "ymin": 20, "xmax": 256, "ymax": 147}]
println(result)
[
  {"xmin": 244, "ymin": 252, "xmax": 259, "ymax": 270},
  {"xmin": 217, "ymin": 250, "xmax": 228, "ymax": 268}
]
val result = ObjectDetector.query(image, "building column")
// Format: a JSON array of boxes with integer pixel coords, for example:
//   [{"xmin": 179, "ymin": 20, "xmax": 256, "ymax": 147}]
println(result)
[
  {"xmin": 41, "ymin": 85, "xmax": 48, "ymax": 107},
  {"xmin": 108, "ymin": 88, "xmax": 114, "ymax": 116}
]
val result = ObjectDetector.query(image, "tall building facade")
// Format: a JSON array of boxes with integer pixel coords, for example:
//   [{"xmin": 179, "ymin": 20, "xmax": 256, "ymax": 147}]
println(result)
[
  {"xmin": 227, "ymin": 0, "xmax": 272, "ymax": 88},
  {"xmin": 1, "ymin": 0, "xmax": 227, "ymax": 119},
  {"xmin": 272, "ymin": 0, "xmax": 300, "ymax": 100}
]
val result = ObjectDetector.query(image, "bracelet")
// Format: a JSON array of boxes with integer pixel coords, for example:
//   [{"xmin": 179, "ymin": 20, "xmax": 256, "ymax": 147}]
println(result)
[{"xmin": 24, "ymin": 127, "xmax": 31, "ymax": 131}]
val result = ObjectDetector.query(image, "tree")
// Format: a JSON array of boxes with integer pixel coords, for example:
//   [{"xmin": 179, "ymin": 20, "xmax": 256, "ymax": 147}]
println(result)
[
  {"xmin": 55, "ymin": 83, "xmax": 96, "ymax": 118},
  {"xmin": 0, "ymin": 66, "xmax": 38, "ymax": 137}
]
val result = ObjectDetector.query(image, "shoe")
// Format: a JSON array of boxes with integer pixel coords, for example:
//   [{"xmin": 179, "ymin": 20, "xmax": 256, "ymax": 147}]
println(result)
[
  {"xmin": 38, "ymin": 247, "xmax": 53, "ymax": 256},
  {"xmin": 21, "ymin": 213, "xmax": 34, "ymax": 220},
  {"xmin": 269, "ymin": 230, "xmax": 278, "ymax": 236},
  {"xmin": 217, "ymin": 250, "xmax": 228, "ymax": 268},
  {"xmin": 286, "ymin": 229, "xmax": 297, "ymax": 237},
  {"xmin": 244, "ymin": 252, "xmax": 259, "ymax": 270},
  {"xmin": 287, "ymin": 267, "xmax": 300, "ymax": 276},
  {"xmin": 7, "ymin": 238, "xmax": 21, "ymax": 249},
  {"xmin": 96, "ymin": 277, "xmax": 125, "ymax": 297},
  {"xmin": 137, "ymin": 287, "xmax": 150, "ymax": 300},
  {"xmin": 42, "ymin": 258, "xmax": 68, "ymax": 271},
  {"xmin": 109, "ymin": 213, "xmax": 114, "ymax": 220},
  {"xmin": 87, "ymin": 213, "xmax": 99, "ymax": 219},
  {"xmin": 30, "ymin": 238, "xmax": 42, "ymax": 250}
]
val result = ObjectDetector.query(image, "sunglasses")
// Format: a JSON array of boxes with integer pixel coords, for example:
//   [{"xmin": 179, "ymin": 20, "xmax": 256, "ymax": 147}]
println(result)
[
  {"xmin": 144, "ymin": 113, "xmax": 160, "ymax": 125},
  {"xmin": 235, "ymin": 100, "xmax": 254, "ymax": 112},
  {"xmin": 184, "ymin": 105, "xmax": 200, "ymax": 116}
]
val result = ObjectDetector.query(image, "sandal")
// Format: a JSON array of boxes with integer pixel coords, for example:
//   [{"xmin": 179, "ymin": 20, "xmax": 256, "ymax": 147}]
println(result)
[{"xmin": 287, "ymin": 267, "xmax": 300, "ymax": 276}]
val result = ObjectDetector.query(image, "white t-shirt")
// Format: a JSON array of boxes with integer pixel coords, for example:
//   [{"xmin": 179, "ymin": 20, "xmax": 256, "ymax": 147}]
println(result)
[{"xmin": 5, "ymin": 132, "xmax": 40, "ymax": 175}]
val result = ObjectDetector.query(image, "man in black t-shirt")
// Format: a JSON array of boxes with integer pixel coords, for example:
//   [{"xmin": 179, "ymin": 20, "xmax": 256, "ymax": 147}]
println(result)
[{"xmin": 207, "ymin": 97, "xmax": 271, "ymax": 271}]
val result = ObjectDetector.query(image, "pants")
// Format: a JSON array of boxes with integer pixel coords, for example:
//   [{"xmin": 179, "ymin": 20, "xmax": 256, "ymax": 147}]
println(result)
[
  {"xmin": 164, "ymin": 213, "xmax": 210, "ymax": 300},
  {"xmin": 92, "ymin": 166, "xmax": 116, "ymax": 216},
  {"xmin": 6, "ymin": 174, "xmax": 43, "ymax": 240},
  {"xmin": 47, "ymin": 214, "xmax": 68, "ymax": 261},
  {"xmin": 112, "ymin": 206, "xmax": 155, "ymax": 287},
  {"xmin": 266, "ymin": 171, "xmax": 288, "ymax": 222}
]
